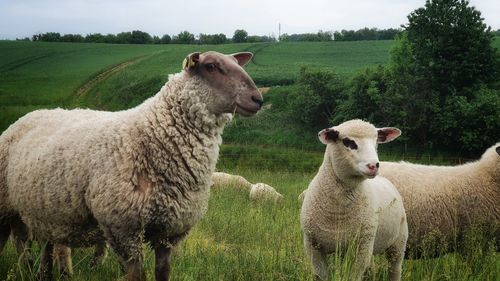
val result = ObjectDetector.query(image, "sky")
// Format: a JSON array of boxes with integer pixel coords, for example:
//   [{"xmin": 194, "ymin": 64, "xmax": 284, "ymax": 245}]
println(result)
[{"xmin": 0, "ymin": 0, "xmax": 499, "ymax": 40}]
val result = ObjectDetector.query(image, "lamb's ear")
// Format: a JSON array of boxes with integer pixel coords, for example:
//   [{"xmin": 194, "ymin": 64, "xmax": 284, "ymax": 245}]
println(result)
[
  {"xmin": 182, "ymin": 52, "xmax": 201, "ymax": 71},
  {"xmin": 318, "ymin": 128, "xmax": 339, "ymax": 145},
  {"xmin": 377, "ymin": 127, "xmax": 401, "ymax": 143},
  {"xmin": 231, "ymin": 52, "xmax": 253, "ymax": 66},
  {"xmin": 496, "ymin": 146, "xmax": 500, "ymax": 156}
]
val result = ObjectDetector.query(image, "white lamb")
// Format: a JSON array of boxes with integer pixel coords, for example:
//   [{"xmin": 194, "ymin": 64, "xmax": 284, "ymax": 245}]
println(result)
[
  {"xmin": 249, "ymin": 183, "xmax": 284, "ymax": 203},
  {"xmin": 211, "ymin": 172, "xmax": 252, "ymax": 190},
  {"xmin": 0, "ymin": 51, "xmax": 263, "ymax": 281},
  {"xmin": 300, "ymin": 119, "xmax": 407, "ymax": 281}
]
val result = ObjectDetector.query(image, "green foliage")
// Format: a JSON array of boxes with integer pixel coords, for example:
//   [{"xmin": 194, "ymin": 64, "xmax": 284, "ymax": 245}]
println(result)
[
  {"xmin": 286, "ymin": 67, "xmax": 346, "ymax": 128},
  {"xmin": 172, "ymin": 31, "xmax": 195, "ymax": 44},
  {"xmin": 232, "ymin": 29, "xmax": 248, "ymax": 43},
  {"xmin": 160, "ymin": 34, "xmax": 171, "ymax": 44},
  {"xmin": 334, "ymin": 28, "xmax": 401, "ymax": 41},
  {"xmin": 280, "ymin": 30, "xmax": 333, "ymax": 42},
  {"xmin": 406, "ymin": 0, "xmax": 499, "ymax": 95},
  {"xmin": 198, "ymin": 33, "xmax": 228, "ymax": 45}
]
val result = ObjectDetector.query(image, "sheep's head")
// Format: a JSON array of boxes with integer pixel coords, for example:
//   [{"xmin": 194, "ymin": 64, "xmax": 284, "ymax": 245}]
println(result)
[
  {"xmin": 183, "ymin": 51, "xmax": 263, "ymax": 116},
  {"xmin": 318, "ymin": 119, "xmax": 401, "ymax": 180}
]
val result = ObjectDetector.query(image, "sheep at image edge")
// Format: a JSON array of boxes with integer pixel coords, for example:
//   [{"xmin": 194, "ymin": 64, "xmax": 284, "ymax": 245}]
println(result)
[
  {"xmin": 300, "ymin": 119, "xmax": 407, "ymax": 281},
  {"xmin": 378, "ymin": 143, "xmax": 500, "ymax": 258},
  {"xmin": 0, "ymin": 51, "xmax": 263, "ymax": 281}
]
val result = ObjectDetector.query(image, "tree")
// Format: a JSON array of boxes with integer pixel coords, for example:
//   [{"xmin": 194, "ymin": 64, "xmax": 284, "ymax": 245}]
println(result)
[
  {"xmin": 387, "ymin": 0, "xmax": 500, "ymax": 153},
  {"xmin": 172, "ymin": 31, "xmax": 195, "ymax": 44},
  {"xmin": 232, "ymin": 29, "xmax": 248, "ymax": 43},
  {"xmin": 406, "ymin": 0, "xmax": 498, "ymax": 100},
  {"xmin": 160, "ymin": 34, "xmax": 171, "ymax": 44}
]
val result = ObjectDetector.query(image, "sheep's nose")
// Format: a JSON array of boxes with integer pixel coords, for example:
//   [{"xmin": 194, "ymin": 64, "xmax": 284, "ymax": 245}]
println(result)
[{"xmin": 252, "ymin": 95, "xmax": 263, "ymax": 108}]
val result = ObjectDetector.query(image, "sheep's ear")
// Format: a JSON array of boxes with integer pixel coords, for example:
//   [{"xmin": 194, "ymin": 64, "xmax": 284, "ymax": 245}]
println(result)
[
  {"xmin": 231, "ymin": 52, "xmax": 253, "ymax": 66},
  {"xmin": 182, "ymin": 52, "xmax": 201, "ymax": 71},
  {"xmin": 377, "ymin": 127, "xmax": 401, "ymax": 143},
  {"xmin": 496, "ymin": 146, "xmax": 500, "ymax": 156},
  {"xmin": 318, "ymin": 128, "xmax": 339, "ymax": 145}
]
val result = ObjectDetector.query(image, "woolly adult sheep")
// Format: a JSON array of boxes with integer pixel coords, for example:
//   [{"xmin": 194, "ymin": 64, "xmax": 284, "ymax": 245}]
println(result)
[
  {"xmin": 378, "ymin": 143, "xmax": 500, "ymax": 258},
  {"xmin": 300, "ymin": 119, "xmax": 407, "ymax": 281},
  {"xmin": 0, "ymin": 51, "xmax": 263, "ymax": 281}
]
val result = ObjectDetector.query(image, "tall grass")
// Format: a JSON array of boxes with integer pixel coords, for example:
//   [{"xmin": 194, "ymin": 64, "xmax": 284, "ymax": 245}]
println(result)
[{"xmin": 1, "ymin": 157, "xmax": 497, "ymax": 280}]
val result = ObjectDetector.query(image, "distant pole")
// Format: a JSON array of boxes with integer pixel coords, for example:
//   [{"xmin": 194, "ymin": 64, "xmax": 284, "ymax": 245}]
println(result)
[{"xmin": 278, "ymin": 23, "xmax": 281, "ymax": 41}]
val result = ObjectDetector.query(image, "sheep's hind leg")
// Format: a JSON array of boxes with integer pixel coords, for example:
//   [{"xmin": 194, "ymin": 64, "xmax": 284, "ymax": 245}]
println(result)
[
  {"xmin": 37, "ymin": 241, "xmax": 54, "ymax": 281},
  {"xmin": 90, "ymin": 241, "xmax": 108, "ymax": 267},
  {"xmin": 53, "ymin": 244, "xmax": 73, "ymax": 277},
  {"xmin": 11, "ymin": 219, "xmax": 33, "ymax": 266},
  {"xmin": 0, "ymin": 220, "xmax": 10, "ymax": 254}
]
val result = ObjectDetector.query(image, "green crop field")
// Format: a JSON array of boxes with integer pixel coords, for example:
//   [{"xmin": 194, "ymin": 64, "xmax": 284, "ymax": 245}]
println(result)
[{"xmin": 0, "ymin": 40, "xmax": 394, "ymax": 131}]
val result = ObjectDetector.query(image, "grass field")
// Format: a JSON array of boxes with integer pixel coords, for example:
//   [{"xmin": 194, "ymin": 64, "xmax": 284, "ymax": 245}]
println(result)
[{"xmin": 1, "ymin": 163, "xmax": 498, "ymax": 281}]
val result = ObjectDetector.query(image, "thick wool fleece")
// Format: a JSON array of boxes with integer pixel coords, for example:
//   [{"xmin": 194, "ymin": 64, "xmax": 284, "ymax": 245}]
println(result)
[
  {"xmin": 0, "ymin": 72, "xmax": 231, "ymax": 260},
  {"xmin": 379, "ymin": 143, "xmax": 500, "ymax": 257}
]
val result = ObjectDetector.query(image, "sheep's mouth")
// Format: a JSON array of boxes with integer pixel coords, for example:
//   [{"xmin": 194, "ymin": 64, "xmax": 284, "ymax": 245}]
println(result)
[{"xmin": 235, "ymin": 104, "xmax": 259, "ymax": 116}]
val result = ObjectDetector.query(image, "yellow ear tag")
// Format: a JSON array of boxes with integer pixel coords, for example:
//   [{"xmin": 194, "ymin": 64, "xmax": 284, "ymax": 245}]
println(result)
[{"xmin": 182, "ymin": 57, "xmax": 197, "ymax": 70}]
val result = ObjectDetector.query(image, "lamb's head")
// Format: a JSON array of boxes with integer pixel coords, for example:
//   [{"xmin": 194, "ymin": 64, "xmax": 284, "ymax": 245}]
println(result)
[
  {"xmin": 182, "ymin": 51, "xmax": 263, "ymax": 116},
  {"xmin": 318, "ymin": 119, "xmax": 401, "ymax": 180}
]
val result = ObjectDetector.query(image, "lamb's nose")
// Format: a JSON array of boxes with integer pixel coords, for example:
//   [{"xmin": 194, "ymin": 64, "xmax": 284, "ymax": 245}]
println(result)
[
  {"xmin": 252, "ymin": 95, "xmax": 263, "ymax": 108},
  {"xmin": 367, "ymin": 162, "xmax": 379, "ymax": 172}
]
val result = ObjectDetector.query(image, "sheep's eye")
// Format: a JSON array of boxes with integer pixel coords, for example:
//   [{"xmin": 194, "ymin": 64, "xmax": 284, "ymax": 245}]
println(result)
[
  {"xmin": 342, "ymin": 138, "xmax": 358, "ymax": 150},
  {"xmin": 205, "ymin": 63, "xmax": 217, "ymax": 72}
]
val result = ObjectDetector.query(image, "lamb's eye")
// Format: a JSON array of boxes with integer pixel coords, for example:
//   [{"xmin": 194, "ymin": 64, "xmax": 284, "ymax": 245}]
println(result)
[
  {"xmin": 342, "ymin": 138, "xmax": 358, "ymax": 150},
  {"xmin": 205, "ymin": 63, "xmax": 216, "ymax": 72}
]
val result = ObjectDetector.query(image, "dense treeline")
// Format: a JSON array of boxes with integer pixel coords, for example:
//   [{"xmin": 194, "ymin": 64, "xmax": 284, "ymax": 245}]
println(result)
[
  {"xmin": 270, "ymin": 0, "xmax": 499, "ymax": 155},
  {"xmin": 26, "ymin": 27, "xmax": 405, "ymax": 44}
]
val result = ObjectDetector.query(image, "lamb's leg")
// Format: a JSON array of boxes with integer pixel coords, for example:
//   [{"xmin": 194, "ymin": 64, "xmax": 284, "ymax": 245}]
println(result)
[
  {"xmin": 154, "ymin": 244, "xmax": 172, "ymax": 281},
  {"xmin": 37, "ymin": 241, "xmax": 54, "ymax": 281},
  {"xmin": 303, "ymin": 235, "xmax": 328, "ymax": 280},
  {"xmin": 385, "ymin": 243, "xmax": 405, "ymax": 281}
]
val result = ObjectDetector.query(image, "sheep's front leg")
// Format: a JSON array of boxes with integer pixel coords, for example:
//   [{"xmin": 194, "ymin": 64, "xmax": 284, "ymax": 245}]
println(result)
[
  {"xmin": 385, "ymin": 242, "xmax": 405, "ymax": 281},
  {"xmin": 104, "ymin": 226, "xmax": 146, "ymax": 281},
  {"xmin": 154, "ymin": 244, "xmax": 172, "ymax": 281},
  {"xmin": 351, "ymin": 239, "xmax": 374, "ymax": 281}
]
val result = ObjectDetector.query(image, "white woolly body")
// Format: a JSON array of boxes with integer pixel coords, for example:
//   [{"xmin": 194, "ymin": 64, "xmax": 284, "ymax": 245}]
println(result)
[
  {"xmin": 0, "ymin": 72, "xmax": 231, "ymax": 257},
  {"xmin": 379, "ymin": 143, "xmax": 500, "ymax": 257}
]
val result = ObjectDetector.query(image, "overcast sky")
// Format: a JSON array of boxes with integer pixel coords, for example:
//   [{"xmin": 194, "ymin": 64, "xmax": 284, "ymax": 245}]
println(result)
[{"xmin": 1, "ymin": 0, "xmax": 499, "ymax": 40}]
